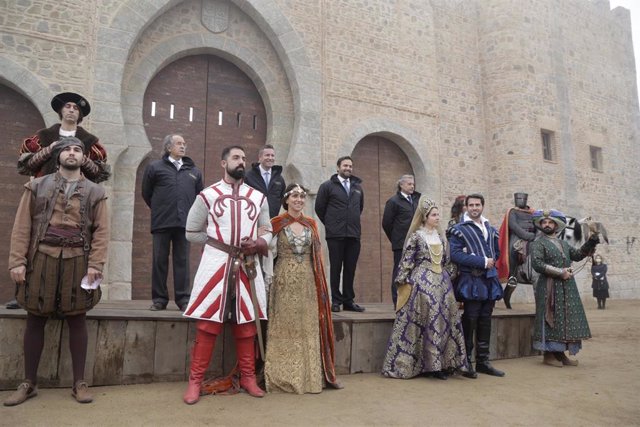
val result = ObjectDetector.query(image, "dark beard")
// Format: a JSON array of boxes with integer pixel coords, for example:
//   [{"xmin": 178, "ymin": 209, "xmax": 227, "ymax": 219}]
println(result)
[
  {"xmin": 228, "ymin": 166, "xmax": 244, "ymax": 180},
  {"xmin": 59, "ymin": 161, "xmax": 81, "ymax": 171},
  {"xmin": 542, "ymin": 226, "xmax": 555, "ymax": 235}
]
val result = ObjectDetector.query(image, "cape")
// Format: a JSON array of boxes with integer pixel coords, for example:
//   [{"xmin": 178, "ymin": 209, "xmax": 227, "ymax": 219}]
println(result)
[{"xmin": 270, "ymin": 212, "xmax": 339, "ymax": 386}]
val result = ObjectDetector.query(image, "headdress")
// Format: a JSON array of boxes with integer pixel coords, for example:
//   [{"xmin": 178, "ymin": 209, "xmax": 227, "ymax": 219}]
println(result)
[
  {"xmin": 54, "ymin": 136, "xmax": 86, "ymax": 165},
  {"xmin": 422, "ymin": 198, "xmax": 438, "ymax": 216},
  {"xmin": 283, "ymin": 184, "xmax": 306, "ymax": 199},
  {"xmin": 532, "ymin": 209, "xmax": 567, "ymax": 233},
  {"xmin": 51, "ymin": 92, "xmax": 91, "ymax": 117}
]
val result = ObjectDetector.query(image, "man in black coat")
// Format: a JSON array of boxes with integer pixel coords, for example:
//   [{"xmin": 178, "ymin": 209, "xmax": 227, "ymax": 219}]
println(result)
[
  {"xmin": 382, "ymin": 174, "xmax": 420, "ymax": 306},
  {"xmin": 243, "ymin": 144, "xmax": 286, "ymax": 218},
  {"xmin": 142, "ymin": 134, "xmax": 204, "ymax": 311},
  {"xmin": 315, "ymin": 156, "xmax": 365, "ymax": 313}
]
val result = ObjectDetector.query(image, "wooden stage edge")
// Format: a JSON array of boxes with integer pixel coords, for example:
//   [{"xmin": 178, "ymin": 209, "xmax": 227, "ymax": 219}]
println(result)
[{"xmin": 0, "ymin": 301, "xmax": 536, "ymax": 390}]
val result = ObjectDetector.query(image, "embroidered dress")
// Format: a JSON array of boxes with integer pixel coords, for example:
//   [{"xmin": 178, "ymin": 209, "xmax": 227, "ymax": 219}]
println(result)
[
  {"xmin": 265, "ymin": 227, "xmax": 323, "ymax": 393},
  {"xmin": 531, "ymin": 235, "xmax": 591, "ymax": 355},
  {"xmin": 382, "ymin": 229, "xmax": 467, "ymax": 378}
]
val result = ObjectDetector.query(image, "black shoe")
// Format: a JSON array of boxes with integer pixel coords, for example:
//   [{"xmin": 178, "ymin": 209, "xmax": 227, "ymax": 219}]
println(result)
[
  {"xmin": 343, "ymin": 303, "xmax": 365, "ymax": 312},
  {"xmin": 432, "ymin": 371, "xmax": 448, "ymax": 380},
  {"xmin": 462, "ymin": 369, "xmax": 478, "ymax": 379},
  {"xmin": 476, "ymin": 361, "xmax": 505, "ymax": 377},
  {"xmin": 149, "ymin": 302, "xmax": 166, "ymax": 311},
  {"xmin": 178, "ymin": 303, "xmax": 188, "ymax": 312},
  {"xmin": 5, "ymin": 299, "xmax": 20, "ymax": 309},
  {"xmin": 331, "ymin": 303, "xmax": 341, "ymax": 313}
]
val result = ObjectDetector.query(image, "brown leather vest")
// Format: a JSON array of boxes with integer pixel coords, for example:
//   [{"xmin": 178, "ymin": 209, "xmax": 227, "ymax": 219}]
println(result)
[{"xmin": 26, "ymin": 173, "xmax": 106, "ymax": 265}]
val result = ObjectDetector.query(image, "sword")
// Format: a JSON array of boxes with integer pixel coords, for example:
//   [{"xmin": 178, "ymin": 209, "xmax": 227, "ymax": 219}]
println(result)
[{"xmin": 244, "ymin": 255, "xmax": 265, "ymax": 360}]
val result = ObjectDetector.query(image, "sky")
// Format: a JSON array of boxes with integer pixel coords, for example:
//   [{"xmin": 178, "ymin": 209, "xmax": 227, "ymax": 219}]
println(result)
[{"xmin": 609, "ymin": 0, "xmax": 640, "ymax": 91}]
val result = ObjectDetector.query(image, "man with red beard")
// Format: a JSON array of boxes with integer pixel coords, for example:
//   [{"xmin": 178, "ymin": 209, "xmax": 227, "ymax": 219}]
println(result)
[{"xmin": 182, "ymin": 145, "xmax": 272, "ymax": 404}]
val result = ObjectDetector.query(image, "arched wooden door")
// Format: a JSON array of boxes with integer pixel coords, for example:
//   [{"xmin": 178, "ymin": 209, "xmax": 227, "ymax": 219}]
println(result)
[
  {"xmin": 351, "ymin": 136, "xmax": 414, "ymax": 304},
  {"xmin": 132, "ymin": 55, "xmax": 267, "ymax": 300},
  {"xmin": 0, "ymin": 85, "xmax": 46, "ymax": 302}
]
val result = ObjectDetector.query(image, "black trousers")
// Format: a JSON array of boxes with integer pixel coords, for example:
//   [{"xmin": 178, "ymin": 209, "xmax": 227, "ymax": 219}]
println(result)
[
  {"xmin": 326, "ymin": 237, "xmax": 361, "ymax": 305},
  {"xmin": 462, "ymin": 299, "xmax": 495, "ymax": 320},
  {"xmin": 391, "ymin": 249, "xmax": 403, "ymax": 306},
  {"xmin": 152, "ymin": 227, "xmax": 191, "ymax": 306}
]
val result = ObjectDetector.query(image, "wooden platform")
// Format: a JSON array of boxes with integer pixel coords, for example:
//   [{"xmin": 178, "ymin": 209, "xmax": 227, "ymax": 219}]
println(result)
[{"xmin": 0, "ymin": 301, "xmax": 536, "ymax": 390}]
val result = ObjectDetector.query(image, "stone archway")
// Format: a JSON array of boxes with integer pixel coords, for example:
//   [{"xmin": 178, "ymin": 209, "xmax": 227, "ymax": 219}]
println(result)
[
  {"xmin": 351, "ymin": 136, "xmax": 415, "ymax": 304},
  {"xmin": 131, "ymin": 54, "xmax": 267, "ymax": 300},
  {"xmin": 0, "ymin": 84, "xmax": 46, "ymax": 302}
]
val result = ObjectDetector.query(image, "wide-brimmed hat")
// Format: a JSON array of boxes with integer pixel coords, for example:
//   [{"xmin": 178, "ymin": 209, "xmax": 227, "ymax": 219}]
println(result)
[
  {"xmin": 532, "ymin": 209, "xmax": 566, "ymax": 233},
  {"xmin": 51, "ymin": 92, "xmax": 91, "ymax": 117}
]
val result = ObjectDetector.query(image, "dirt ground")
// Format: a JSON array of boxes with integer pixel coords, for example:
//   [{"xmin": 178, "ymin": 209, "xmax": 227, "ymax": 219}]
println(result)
[{"xmin": 1, "ymin": 300, "xmax": 639, "ymax": 427}]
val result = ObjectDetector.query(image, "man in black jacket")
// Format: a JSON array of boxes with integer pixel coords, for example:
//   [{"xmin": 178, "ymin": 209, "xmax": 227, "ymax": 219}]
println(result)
[
  {"xmin": 315, "ymin": 156, "xmax": 365, "ymax": 312},
  {"xmin": 243, "ymin": 144, "xmax": 286, "ymax": 218},
  {"xmin": 142, "ymin": 134, "xmax": 204, "ymax": 311},
  {"xmin": 382, "ymin": 174, "xmax": 420, "ymax": 306}
]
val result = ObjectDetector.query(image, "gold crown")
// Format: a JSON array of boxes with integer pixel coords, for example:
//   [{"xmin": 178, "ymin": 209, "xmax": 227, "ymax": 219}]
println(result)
[
  {"xmin": 284, "ymin": 184, "xmax": 306, "ymax": 198},
  {"xmin": 422, "ymin": 198, "xmax": 438, "ymax": 212}
]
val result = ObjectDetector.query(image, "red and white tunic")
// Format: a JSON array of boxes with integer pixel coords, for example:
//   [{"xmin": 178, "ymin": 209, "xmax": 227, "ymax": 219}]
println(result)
[{"xmin": 183, "ymin": 180, "xmax": 272, "ymax": 324}]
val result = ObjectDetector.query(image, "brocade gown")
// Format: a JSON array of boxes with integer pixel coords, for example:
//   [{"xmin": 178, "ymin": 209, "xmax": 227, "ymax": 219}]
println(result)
[
  {"xmin": 264, "ymin": 227, "xmax": 323, "ymax": 393},
  {"xmin": 382, "ymin": 229, "xmax": 467, "ymax": 378}
]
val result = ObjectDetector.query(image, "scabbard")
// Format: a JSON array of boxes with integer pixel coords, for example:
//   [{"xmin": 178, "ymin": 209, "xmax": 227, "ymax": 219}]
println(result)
[{"xmin": 244, "ymin": 256, "xmax": 265, "ymax": 360}]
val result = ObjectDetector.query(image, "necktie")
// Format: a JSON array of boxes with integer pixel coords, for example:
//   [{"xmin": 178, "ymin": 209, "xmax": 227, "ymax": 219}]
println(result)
[
  {"xmin": 264, "ymin": 171, "xmax": 270, "ymax": 187},
  {"xmin": 173, "ymin": 160, "xmax": 181, "ymax": 171},
  {"xmin": 343, "ymin": 179, "xmax": 350, "ymax": 194}
]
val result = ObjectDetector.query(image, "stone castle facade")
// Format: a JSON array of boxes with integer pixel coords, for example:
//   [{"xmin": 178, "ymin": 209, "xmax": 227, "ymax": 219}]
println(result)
[{"xmin": 1, "ymin": 0, "xmax": 638, "ymax": 302}]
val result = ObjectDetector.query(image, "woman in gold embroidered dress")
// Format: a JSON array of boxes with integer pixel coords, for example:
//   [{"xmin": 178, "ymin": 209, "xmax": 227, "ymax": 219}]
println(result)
[
  {"xmin": 382, "ymin": 197, "xmax": 468, "ymax": 380},
  {"xmin": 263, "ymin": 184, "xmax": 341, "ymax": 393}
]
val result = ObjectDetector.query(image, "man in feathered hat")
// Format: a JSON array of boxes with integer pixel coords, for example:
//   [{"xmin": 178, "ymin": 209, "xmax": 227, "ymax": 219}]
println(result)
[
  {"xmin": 17, "ymin": 92, "xmax": 110, "ymax": 183},
  {"xmin": 530, "ymin": 209, "xmax": 599, "ymax": 367},
  {"xmin": 6, "ymin": 92, "xmax": 110, "ymax": 310}
]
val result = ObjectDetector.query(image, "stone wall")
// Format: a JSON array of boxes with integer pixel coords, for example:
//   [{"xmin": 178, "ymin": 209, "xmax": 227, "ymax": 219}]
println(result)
[{"xmin": 0, "ymin": 0, "xmax": 637, "ymax": 301}]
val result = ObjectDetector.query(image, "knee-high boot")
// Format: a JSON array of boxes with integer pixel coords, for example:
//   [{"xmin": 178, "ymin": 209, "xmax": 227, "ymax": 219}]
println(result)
[
  {"xmin": 232, "ymin": 323, "xmax": 264, "ymax": 398},
  {"xmin": 183, "ymin": 321, "xmax": 220, "ymax": 405},
  {"xmin": 461, "ymin": 316, "xmax": 478, "ymax": 379},
  {"xmin": 475, "ymin": 317, "xmax": 505, "ymax": 377},
  {"xmin": 503, "ymin": 278, "xmax": 517, "ymax": 309}
]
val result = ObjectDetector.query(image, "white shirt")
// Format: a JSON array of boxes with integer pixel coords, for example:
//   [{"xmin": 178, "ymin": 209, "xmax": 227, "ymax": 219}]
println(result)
[
  {"xmin": 259, "ymin": 165, "xmax": 271, "ymax": 186},
  {"xmin": 463, "ymin": 212, "xmax": 492, "ymax": 268}
]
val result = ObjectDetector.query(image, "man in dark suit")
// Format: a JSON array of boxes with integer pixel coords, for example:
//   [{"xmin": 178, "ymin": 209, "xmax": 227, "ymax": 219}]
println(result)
[
  {"xmin": 315, "ymin": 156, "xmax": 365, "ymax": 313},
  {"xmin": 244, "ymin": 144, "xmax": 286, "ymax": 218},
  {"xmin": 142, "ymin": 134, "xmax": 204, "ymax": 312},
  {"xmin": 382, "ymin": 174, "xmax": 420, "ymax": 306}
]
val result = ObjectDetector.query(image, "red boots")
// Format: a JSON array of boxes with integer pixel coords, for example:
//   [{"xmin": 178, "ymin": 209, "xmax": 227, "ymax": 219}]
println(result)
[
  {"xmin": 232, "ymin": 323, "xmax": 265, "ymax": 398},
  {"xmin": 184, "ymin": 321, "xmax": 264, "ymax": 404},
  {"xmin": 183, "ymin": 322, "xmax": 220, "ymax": 405}
]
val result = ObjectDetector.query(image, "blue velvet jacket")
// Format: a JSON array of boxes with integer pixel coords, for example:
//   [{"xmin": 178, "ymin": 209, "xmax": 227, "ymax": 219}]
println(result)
[{"xmin": 447, "ymin": 217, "xmax": 503, "ymax": 302}]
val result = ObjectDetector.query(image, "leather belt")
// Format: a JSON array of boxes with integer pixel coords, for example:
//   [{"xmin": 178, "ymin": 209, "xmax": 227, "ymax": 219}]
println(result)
[
  {"xmin": 205, "ymin": 237, "xmax": 265, "ymax": 360},
  {"xmin": 470, "ymin": 269, "xmax": 484, "ymax": 277}
]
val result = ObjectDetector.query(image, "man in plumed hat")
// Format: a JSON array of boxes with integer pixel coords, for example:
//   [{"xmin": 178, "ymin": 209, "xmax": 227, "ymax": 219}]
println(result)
[
  {"xmin": 17, "ymin": 92, "xmax": 110, "ymax": 183},
  {"xmin": 529, "ymin": 209, "xmax": 599, "ymax": 368},
  {"xmin": 5, "ymin": 92, "xmax": 111, "ymax": 310}
]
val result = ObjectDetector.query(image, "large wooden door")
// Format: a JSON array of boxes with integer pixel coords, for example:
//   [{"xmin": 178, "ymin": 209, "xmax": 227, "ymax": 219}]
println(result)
[
  {"xmin": 0, "ymin": 85, "xmax": 46, "ymax": 302},
  {"xmin": 351, "ymin": 136, "xmax": 414, "ymax": 304},
  {"xmin": 132, "ymin": 55, "xmax": 267, "ymax": 300}
]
